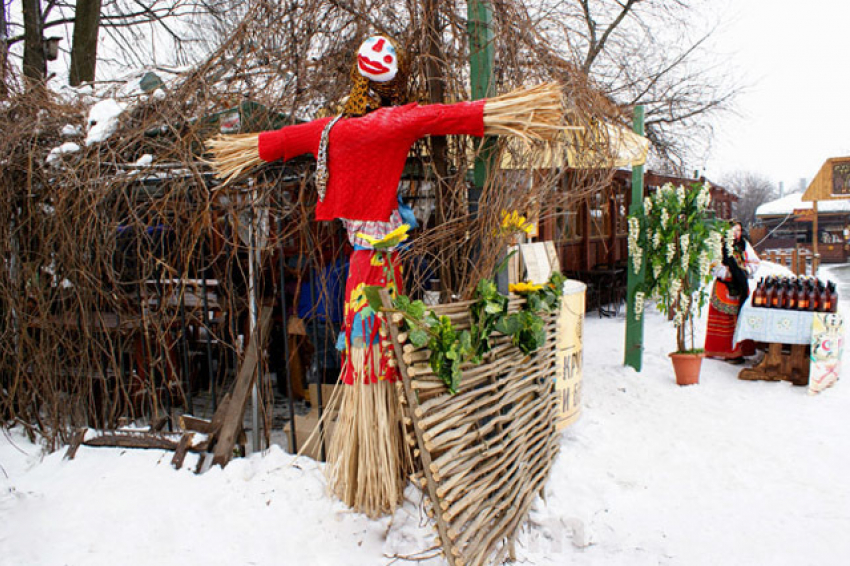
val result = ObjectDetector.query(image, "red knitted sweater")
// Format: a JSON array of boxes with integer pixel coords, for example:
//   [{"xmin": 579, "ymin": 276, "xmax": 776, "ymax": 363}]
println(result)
[{"xmin": 258, "ymin": 100, "xmax": 486, "ymax": 222}]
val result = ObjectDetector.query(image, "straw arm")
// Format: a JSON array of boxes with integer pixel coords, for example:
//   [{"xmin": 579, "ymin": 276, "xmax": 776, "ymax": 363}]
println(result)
[{"xmin": 203, "ymin": 82, "xmax": 575, "ymax": 182}]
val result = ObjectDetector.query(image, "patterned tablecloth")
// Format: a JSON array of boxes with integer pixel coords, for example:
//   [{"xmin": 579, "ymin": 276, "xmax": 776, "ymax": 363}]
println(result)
[
  {"xmin": 733, "ymin": 303, "xmax": 814, "ymax": 345},
  {"xmin": 733, "ymin": 303, "xmax": 844, "ymax": 394}
]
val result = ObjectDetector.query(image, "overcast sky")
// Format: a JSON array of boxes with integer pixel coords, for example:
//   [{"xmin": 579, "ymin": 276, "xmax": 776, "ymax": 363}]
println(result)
[{"xmin": 702, "ymin": 1, "xmax": 850, "ymax": 193}]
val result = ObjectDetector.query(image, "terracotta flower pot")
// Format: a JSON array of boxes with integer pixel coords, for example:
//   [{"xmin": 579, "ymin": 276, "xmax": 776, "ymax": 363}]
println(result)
[{"xmin": 669, "ymin": 352, "xmax": 703, "ymax": 386}]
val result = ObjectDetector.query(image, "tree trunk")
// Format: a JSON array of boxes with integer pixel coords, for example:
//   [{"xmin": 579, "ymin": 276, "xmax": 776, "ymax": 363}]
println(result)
[
  {"xmin": 1, "ymin": 0, "xmax": 8, "ymax": 96},
  {"xmin": 69, "ymin": 0, "xmax": 103, "ymax": 86},
  {"xmin": 22, "ymin": 0, "xmax": 45, "ymax": 84},
  {"xmin": 423, "ymin": 0, "xmax": 452, "ymax": 296}
]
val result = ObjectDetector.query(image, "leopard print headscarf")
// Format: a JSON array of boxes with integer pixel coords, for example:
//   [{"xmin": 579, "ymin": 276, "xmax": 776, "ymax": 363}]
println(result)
[{"xmin": 343, "ymin": 36, "xmax": 409, "ymax": 117}]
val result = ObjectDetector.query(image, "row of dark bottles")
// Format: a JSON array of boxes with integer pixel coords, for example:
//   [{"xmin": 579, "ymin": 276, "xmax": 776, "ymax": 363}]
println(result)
[{"xmin": 751, "ymin": 275, "xmax": 837, "ymax": 312}]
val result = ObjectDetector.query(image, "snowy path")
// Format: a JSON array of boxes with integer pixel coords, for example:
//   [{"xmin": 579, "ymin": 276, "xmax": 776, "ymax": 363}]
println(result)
[{"xmin": 2, "ymin": 265, "xmax": 849, "ymax": 565}]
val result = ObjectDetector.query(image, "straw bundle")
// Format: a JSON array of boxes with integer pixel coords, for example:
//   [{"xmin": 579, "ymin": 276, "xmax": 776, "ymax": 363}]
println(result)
[
  {"xmin": 482, "ymin": 82, "xmax": 577, "ymax": 143},
  {"xmin": 205, "ymin": 133, "xmax": 263, "ymax": 185},
  {"xmin": 325, "ymin": 346, "xmax": 413, "ymax": 518},
  {"xmin": 204, "ymin": 83, "xmax": 572, "ymax": 185}
]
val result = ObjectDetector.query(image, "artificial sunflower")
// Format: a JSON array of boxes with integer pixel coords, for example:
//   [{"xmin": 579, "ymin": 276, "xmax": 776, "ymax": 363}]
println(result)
[
  {"xmin": 356, "ymin": 224, "xmax": 411, "ymax": 249},
  {"xmin": 509, "ymin": 281, "xmax": 544, "ymax": 294}
]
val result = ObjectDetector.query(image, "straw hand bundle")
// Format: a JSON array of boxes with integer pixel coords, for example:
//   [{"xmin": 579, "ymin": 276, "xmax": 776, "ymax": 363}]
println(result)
[{"xmin": 205, "ymin": 83, "xmax": 570, "ymax": 185}]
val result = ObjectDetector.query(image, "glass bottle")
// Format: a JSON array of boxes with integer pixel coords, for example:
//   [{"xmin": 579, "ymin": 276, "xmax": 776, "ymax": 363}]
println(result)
[
  {"xmin": 765, "ymin": 278, "xmax": 777, "ymax": 309},
  {"xmin": 822, "ymin": 282, "xmax": 836, "ymax": 313},
  {"xmin": 808, "ymin": 279, "xmax": 819, "ymax": 311},
  {"xmin": 785, "ymin": 280, "xmax": 797, "ymax": 310},
  {"xmin": 775, "ymin": 279, "xmax": 786, "ymax": 309},
  {"xmin": 796, "ymin": 279, "xmax": 809, "ymax": 311},
  {"xmin": 755, "ymin": 278, "xmax": 767, "ymax": 307}
]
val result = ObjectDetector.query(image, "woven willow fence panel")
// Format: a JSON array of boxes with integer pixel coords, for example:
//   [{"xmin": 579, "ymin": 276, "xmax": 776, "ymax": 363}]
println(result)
[{"xmin": 384, "ymin": 297, "xmax": 561, "ymax": 566}]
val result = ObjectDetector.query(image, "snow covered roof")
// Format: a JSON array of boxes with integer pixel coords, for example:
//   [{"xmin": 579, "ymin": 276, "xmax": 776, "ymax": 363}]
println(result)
[{"xmin": 756, "ymin": 192, "xmax": 850, "ymax": 217}]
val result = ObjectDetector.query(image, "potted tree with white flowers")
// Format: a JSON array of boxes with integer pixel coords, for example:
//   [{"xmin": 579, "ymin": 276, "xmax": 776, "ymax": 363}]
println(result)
[{"xmin": 628, "ymin": 182, "xmax": 728, "ymax": 385}]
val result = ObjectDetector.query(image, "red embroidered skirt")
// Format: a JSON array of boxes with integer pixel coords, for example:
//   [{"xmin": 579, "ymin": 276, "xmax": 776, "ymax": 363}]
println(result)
[
  {"xmin": 340, "ymin": 249, "xmax": 402, "ymax": 385},
  {"xmin": 704, "ymin": 280, "xmax": 755, "ymax": 358}
]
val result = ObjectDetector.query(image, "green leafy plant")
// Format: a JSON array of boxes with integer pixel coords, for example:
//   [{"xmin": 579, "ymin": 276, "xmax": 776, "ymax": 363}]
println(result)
[
  {"xmin": 390, "ymin": 271, "xmax": 566, "ymax": 394},
  {"xmin": 629, "ymin": 182, "xmax": 728, "ymax": 353},
  {"xmin": 469, "ymin": 277, "xmax": 508, "ymax": 355},
  {"xmin": 495, "ymin": 309, "xmax": 546, "ymax": 354}
]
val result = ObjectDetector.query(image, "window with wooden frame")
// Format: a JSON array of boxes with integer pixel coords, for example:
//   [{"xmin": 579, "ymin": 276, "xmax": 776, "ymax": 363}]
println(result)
[
  {"xmin": 614, "ymin": 191, "xmax": 627, "ymax": 236},
  {"xmin": 588, "ymin": 190, "xmax": 612, "ymax": 238},
  {"xmin": 555, "ymin": 202, "xmax": 581, "ymax": 243}
]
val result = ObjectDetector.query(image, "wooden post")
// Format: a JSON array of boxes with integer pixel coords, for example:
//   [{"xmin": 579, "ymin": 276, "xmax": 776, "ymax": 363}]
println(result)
[
  {"xmin": 467, "ymin": 0, "xmax": 496, "ymax": 213},
  {"xmin": 582, "ymin": 200, "xmax": 591, "ymax": 270},
  {"xmin": 423, "ymin": 0, "xmax": 452, "ymax": 296},
  {"xmin": 813, "ymin": 199, "xmax": 820, "ymax": 272},
  {"xmin": 624, "ymin": 106, "xmax": 645, "ymax": 372}
]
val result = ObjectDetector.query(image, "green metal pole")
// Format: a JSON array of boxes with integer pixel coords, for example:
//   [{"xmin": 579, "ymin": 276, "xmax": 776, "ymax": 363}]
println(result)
[
  {"xmin": 624, "ymin": 105, "xmax": 645, "ymax": 371},
  {"xmin": 467, "ymin": 0, "xmax": 495, "ymax": 213}
]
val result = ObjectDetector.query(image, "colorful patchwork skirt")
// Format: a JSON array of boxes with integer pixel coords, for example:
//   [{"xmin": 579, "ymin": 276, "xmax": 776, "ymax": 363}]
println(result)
[{"xmin": 340, "ymin": 249, "xmax": 402, "ymax": 385}]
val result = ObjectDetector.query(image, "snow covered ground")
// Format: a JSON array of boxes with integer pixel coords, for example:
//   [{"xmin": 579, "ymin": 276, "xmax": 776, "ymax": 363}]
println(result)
[{"xmin": 2, "ymin": 264, "xmax": 848, "ymax": 566}]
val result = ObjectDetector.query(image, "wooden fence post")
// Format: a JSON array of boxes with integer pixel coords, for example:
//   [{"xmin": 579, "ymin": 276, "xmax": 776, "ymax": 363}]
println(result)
[{"xmin": 624, "ymin": 105, "xmax": 645, "ymax": 372}]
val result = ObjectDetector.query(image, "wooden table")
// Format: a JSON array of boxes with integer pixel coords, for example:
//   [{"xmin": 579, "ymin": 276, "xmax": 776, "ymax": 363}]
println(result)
[
  {"xmin": 733, "ymin": 304, "xmax": 834, "ymax": 387},
  {"xmin": 738, "ymin": 343, "xmax": 810, "ymax": 386}
]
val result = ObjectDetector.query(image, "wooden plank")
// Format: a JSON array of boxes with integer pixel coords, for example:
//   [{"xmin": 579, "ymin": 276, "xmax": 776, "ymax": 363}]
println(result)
[
  {"xmin": 179, "ymin": 415, "xmax": 215, "ymax": 434},
  {"xmin": 149, "ymin": 415, "xmax": 168, "ymax": 432},
  {"xmin": 738, "ymin": 343, "xmax": 810, "ymax": 385},
  {"xmin": 171, "ymin": 432, "xmax": 194, "ymax": 470},
  {"xmin": 211, "ymin": 305, "xmax": 273, "ymax": 467},
  {"xmin": 84, "ymin": 433, "xmax": 180, "ymax": 450},
  {"xmin": 63, "ymin": 428, "xmax": 86, "ymax": 460}
]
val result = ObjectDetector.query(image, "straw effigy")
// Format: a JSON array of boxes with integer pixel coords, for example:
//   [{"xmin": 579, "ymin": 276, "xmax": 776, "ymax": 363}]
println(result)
[{"xmin": 202, "ymin": 81, "xmax": 579, "ymax": 520}]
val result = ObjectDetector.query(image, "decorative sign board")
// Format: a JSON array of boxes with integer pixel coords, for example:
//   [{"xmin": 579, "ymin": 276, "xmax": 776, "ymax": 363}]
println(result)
[
  {"xmin": 555, "ymin": 279, "xmax": 585, "ymax": 430},
  {"xmin": 832, "ymin": 162, "xmax": 850, "ymax": 196},
  {"xmin": 519, "ymin": 241, "xmax": 560, "ymax": 285},
  {"xmin": 809, "ymin": 312, "xmax": 844, "ymax": 394}
]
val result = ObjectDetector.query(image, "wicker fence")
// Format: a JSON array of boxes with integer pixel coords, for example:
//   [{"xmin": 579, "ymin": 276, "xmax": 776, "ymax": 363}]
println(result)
[{"xmin": 384, "ymin": 295, "xmax": 561, "ymax": 565}]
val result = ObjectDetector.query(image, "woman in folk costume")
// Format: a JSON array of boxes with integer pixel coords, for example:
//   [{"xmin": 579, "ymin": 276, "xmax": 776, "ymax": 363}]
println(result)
[
  {"xmin": 704, "ymin": 221, "xmax": 760, "ymax": 363},
  {"xmin": 207, "ymin": 35, "xmax": 566, "ymax": 517}
]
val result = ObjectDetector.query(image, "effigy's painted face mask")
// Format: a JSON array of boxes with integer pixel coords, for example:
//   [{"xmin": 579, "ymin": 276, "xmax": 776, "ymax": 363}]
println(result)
[{"xmin": 356, "ymin": 36, "xmax": 398, "ymax": 83}]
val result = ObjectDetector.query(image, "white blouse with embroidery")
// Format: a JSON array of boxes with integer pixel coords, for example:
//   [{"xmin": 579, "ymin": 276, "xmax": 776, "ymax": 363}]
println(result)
[{"xmin": 710, "ymin": 241, "xmax": 760, "ymax": 281}]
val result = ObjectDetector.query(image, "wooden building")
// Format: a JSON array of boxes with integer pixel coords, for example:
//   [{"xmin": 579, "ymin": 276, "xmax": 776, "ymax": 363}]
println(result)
[
  {"xmin": 540, "ymin": 170, "xmax": 737, "ymax": 273},
  {"xmin": 534, "ymin": 170, "xmax": 735, "ymax": 314},
  {"xmin": 753, "ymin": 156, "xmax": 850, "ymax": 263}
]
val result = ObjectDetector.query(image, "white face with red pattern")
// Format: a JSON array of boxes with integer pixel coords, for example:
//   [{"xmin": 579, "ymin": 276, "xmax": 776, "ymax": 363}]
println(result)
[{"xmin": 356, "ymin": 36, "xmax": 398, "ymax": 83}]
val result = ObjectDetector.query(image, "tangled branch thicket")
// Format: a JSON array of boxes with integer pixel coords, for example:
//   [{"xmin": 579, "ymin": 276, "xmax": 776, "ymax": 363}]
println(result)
[{"xmin": 0, "ymin": 0, "xmax": 623, "ymax": 448}]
